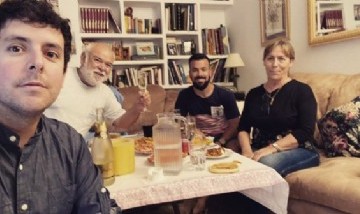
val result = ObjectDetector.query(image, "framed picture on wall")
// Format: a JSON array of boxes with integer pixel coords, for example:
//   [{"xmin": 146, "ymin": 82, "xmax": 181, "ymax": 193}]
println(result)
[
  {"xmin": 260, "ymin": 0, "xmax": 290, "ymax": 46},
  {"xmin": 354, "ymin": 4, "xmax": 360, "ymax": 21}
]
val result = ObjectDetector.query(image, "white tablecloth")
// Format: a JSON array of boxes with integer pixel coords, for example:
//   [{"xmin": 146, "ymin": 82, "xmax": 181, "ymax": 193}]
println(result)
[{"xmin": 107, "ymin": 151, "xmax": 289, "ymax": 214}]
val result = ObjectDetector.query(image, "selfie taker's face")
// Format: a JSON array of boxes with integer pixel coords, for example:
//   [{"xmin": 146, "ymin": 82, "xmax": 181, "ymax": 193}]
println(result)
[{"xmin": 0, "ymin": 20, "xmax": 65, "ymax": 116}]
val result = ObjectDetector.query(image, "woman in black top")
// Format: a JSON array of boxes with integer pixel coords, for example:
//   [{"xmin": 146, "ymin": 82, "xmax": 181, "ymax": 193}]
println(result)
[{"xmin": 238, "ymin": 39, "xmax": 320, "ymax": 177}]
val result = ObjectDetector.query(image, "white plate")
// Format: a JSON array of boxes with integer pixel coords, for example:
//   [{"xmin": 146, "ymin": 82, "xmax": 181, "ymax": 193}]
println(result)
[{"xmin": 206, "ymin": 148, "xmax": 232, "ymax": 159}]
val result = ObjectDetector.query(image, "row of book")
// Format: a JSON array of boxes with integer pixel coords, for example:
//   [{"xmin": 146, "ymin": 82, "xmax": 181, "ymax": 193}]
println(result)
[
  {"xmin": 168, "ymin": 61, "xmax": 188, "ymax": 85},
  {"xmin": 80, "ymin": 7, "xmax": 121, "ymax": 33},
  {"xmin": 202, "ymin": 25, "xmax": 230, "ymax": 55},
  {"xmin": 320, "ymin": 10, "xmax": 343, "ymax": 30},
  {"xmin": 165, "ymin": 3, "xmax": 196, "ymax": 31},
  {"xmin": 210, "ymin": 58, "xmax": 234, "ymax": 83},
  {"xmin": 111, "ymin": 66, "xmax": 163, "ymax": 88},
  {"xmin": 124, "ymin": 16, "xmax": 161, "ymax": 34}
]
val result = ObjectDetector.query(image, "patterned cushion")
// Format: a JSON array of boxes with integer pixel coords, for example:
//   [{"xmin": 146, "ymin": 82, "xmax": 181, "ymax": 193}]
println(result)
[{"xmin": 318, "ymin": 96, "xmax": 360, "ymax": 157}]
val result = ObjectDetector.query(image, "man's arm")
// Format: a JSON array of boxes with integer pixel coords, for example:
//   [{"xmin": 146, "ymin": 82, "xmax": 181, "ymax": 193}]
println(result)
[
  {"xmin": 111, "ymin": 90, "xmax": 151, "ymax": 132},
  {"xmin": 216, "ymin": 117, "xmax": 239, "ymax": 144}
]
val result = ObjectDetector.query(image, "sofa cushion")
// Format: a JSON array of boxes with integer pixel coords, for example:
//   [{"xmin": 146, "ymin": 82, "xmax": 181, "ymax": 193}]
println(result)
[
  {"xmin": 328, "ymin": 73, "xmax": 360, "ymax": 111},
  {"xmin": 290, "ymin": 72, "xmax": 347, "ymax": 116},
  {"xmin": 164, "ymin": 89, "xmax": 180, "ymax": 112},
  {"xmin": 318, "ymin": 96, "xmax": 360, "ymax": 157},
  {"xmin": 290, "ymin": 72, "xmax": 355, "ymax": 148},
  {"xmin": 286, "ymin": 155, "xmax": 360, "ymax": 214}
]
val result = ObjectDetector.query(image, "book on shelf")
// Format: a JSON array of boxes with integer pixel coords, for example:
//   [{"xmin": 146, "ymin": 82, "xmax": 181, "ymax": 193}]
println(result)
[
  {"xmin": 80, "ymin": 6, "xmax": 120, "ymax": 33},
  {"xmin": 210, "ymin": 59, "xmax": 220, "ymax": 82},
  {"xmin": 166, "ymin": 3, "xmax": 195, "ymax": 31},
  {"xmin": 168, "ymin": 61, "xmax": 188, "ymax": 85},
  {"xmin": 124, "ymin": 7, "xmax": 161, "ymax": 34},
  {"xmin": 168, "ymin": 61, "xmax": 181, "ymax": 85},
  {"xmin": 202, "ymin": 25, "xmax": 230, "ymax": 55},
  {"xmin": 212, "ymin": 58, "xmax": 226, "ymax": 83},
  {"xmin": 155, "ymin": 67, "xmax": 163, "ymax": 86},
  {"xmin": 320, "ymin": 10, "xmax": 343, "ymax": 30},
  {"xmin": 114, "ymin": 66, "xmax": 163, "ymax": 87}
]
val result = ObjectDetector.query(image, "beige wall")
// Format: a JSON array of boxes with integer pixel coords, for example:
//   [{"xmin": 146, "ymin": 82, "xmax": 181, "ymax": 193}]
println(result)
[{"xmin": 226, "ymin": 0, "xmax": 360, "ymax": 92}]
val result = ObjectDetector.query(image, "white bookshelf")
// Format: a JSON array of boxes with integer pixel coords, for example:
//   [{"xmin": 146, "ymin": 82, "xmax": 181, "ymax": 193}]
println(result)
[{"xmin": 59, "ymin": 0, "xmax": 233, "ymax": 89}]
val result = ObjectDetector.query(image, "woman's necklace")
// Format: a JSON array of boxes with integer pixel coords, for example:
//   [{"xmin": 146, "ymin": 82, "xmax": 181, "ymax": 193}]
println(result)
[{"xmin": 265, "ymin": 87, "xmax": 281, "ymax": 106}]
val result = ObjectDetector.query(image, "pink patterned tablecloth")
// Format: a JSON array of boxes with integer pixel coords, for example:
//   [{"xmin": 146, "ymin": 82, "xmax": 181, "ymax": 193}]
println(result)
[{"xmin": 107, "ymin": 152, "xmax": 289, "ymax": 214}]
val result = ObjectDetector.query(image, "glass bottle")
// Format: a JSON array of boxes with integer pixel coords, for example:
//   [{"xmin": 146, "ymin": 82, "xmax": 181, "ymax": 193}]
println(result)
[{"xmin": 91, "ymin": 108, "xmax": 115, "ymax": 186}]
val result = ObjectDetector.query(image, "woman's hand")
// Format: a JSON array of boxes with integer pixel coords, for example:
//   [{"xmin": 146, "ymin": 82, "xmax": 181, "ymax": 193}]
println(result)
[
  {"xmin": 242, "ymin": 150, "xmax": 254, "ymax": 159},
  {"xmin": 251, "ymin": 146, "xmax": 276, "ymax": 161}
]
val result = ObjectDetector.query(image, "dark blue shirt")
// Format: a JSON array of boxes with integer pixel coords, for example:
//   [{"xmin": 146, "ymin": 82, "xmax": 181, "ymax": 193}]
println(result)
[
  {"xmin": 0, "ymin": 115, "xmax": 110, "ymax": 214},
  {"xmin": 175, "ymin": 85, "xmax": 240, "ymax": 138},
  {"xmin": 175, "ymin": 85, "xmax": 240, "ymax": 119}
]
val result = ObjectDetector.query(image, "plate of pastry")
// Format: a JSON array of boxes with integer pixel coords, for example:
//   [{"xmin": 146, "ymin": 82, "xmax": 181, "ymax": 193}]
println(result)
[
  {"xmin": 208, "ymin": 160, "xmax": 241, "ymax": 174},
  {"xmin": 206, "ymin": 146, "xmax": 232, "ymax": 159},
  {"xmin": 135, "ymin": 137, "xmax": 153, "ymax": 155}
]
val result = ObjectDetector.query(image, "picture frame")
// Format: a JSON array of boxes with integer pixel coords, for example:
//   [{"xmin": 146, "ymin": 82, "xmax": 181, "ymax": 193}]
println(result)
[
  {"xmin": 135, "ymin": 42, "xmax": 155, "ymax": 56},
  {"xmin": 122, "ymin": 47, "xmax": 130, "ymax": 60},
  {"xmin": 167, "ymin": 43, "xmax": 178, "ymax": 55},
  {"xmin": 182, "ymin": 41, "xmax": 192, "ymax": 55},
  {"xmin": 260, "ymin": 0, "xmax": 290, "ymax": 46},
  {"xmin": 354, "ymin": 4, "xmax": 360, "ymax": 21}
]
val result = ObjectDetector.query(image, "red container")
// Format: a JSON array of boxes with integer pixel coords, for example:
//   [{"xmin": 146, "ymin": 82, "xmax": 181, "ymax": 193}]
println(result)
[{"xmin": 182, "ymin": 139, "xmax": 190, "ymax": 154}]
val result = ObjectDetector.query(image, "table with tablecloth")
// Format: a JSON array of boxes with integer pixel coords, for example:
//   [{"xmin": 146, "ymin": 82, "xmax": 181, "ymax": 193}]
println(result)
[{"xmin": 107, "ymin": 151, "xmax": 289, "ymax": 214}]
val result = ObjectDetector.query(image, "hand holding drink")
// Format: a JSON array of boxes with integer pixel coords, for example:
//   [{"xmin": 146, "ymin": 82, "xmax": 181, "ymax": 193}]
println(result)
[{"xmin": 138, "ymin": 71, "xmax": 150, "ymax": 112}]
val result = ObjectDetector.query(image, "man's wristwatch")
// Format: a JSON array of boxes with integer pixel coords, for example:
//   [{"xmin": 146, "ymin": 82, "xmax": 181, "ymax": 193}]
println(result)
[{"xmin": 218, "ymin": 138, "xmax": 226, "ymax": 145}]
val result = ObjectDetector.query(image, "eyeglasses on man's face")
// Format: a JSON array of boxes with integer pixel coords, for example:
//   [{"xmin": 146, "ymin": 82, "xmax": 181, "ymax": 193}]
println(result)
[{"xmin": 90, "ymin": 54, "xmax": 113, "ymax": 71}]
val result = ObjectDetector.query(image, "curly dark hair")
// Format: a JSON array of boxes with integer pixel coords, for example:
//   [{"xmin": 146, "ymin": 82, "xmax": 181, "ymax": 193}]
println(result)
[{"xmin": 0, "ymin": 0, "xmax": 72, "ymax": 72}]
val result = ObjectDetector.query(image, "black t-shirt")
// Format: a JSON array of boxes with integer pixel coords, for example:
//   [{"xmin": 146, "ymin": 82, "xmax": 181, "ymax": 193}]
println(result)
[{"xmin": 175, "ymin": 85, "xmax": 240, "ymax": 137}]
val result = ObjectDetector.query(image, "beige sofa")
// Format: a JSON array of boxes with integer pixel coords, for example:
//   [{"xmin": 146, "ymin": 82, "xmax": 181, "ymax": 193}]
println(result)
[
  {"xmin": 119, "ymin": 72, "xmax": 360, "ymax": 213},
  {"xmin": 287, "ymin": 72, "xmax": 360, "ymax": 214}
]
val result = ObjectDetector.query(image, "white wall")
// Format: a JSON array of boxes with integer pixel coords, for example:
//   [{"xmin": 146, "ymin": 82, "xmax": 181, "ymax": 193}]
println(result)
[{"xmin": 225, "ymin": 0, "xmax": 360, "ymax": 93}]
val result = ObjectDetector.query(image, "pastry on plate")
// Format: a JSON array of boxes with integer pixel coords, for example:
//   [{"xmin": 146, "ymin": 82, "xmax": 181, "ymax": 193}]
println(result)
[{"xmin": 208, "ymin": 161, "xmax": 241, "ymax": 174}]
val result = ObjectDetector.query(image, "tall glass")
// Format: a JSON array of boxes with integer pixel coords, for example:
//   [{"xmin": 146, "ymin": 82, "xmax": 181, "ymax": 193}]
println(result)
[
  {"xmin": 186, "ymin": 116, "xmax": 196, "ymax": 141},
  {"xmin": 138, "ymin": 71, "xmax": 148, "ymax": 112}
]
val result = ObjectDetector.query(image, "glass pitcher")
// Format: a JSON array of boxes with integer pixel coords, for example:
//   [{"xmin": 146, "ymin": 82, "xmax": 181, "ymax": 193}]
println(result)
[{"xmin": 152, "ymin": 113, "xmax": 187, "ymax": 175}]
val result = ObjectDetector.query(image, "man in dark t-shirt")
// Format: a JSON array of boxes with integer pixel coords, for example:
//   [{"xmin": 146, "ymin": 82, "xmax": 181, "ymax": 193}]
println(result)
[{"xmin": 175, "ymin": 53, "xmax": 240, "ymax": 152}]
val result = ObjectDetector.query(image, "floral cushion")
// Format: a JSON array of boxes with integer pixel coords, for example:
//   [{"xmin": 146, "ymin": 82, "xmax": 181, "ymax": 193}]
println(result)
[{"xmin": 318, "ymin": 96, "xmax": 360, "ymax": 157}]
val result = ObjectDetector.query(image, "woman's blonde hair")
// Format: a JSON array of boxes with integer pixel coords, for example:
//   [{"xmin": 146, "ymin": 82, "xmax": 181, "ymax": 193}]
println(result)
[{"xmin": 263, "ymin": 39, "xmax": 295, "ymax": 61}]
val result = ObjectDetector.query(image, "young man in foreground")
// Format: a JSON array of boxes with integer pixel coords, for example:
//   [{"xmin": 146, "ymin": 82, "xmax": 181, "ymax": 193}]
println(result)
[{"xmin": 0, "ymin": 0, "xmax": 112, "ymax": 213}]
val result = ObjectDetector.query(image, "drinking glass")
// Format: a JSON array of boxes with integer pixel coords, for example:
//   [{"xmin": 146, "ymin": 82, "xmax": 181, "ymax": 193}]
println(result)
[
  {"xmin": 189, "ymin": 142, "xmax": 206, "ymax": 170},
  {"xmin": 186, "ymin": 116, "xmax": 196, "ymax": 141},
  {"xmin": 138, "ymin": 71, "xmax": 148, "ymax": 112}
]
